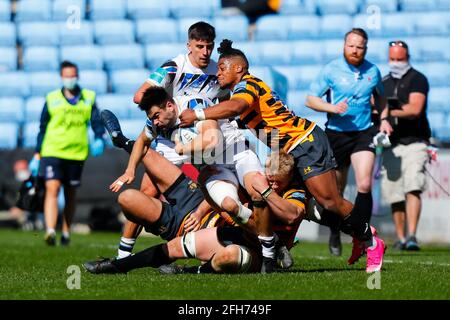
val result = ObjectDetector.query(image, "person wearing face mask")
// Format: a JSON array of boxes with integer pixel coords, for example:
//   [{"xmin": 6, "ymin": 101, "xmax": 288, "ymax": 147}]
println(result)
[
  {"xmin": 305, "ymin": 28, "xmax": 392, "ymax": 258},
  {"xmin": 28, "ymin": 60, "xmax": 105, "ymax": 246},
  {"xmin": 380, "ymin": 41, "xmax": 431, "ymax": 251}
]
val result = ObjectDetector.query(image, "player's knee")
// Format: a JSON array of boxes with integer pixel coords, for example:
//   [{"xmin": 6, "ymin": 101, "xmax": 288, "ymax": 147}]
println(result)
[
  {"xmin": 213, "ymin": 245, "xmax": 241, "ymax": 273},
  {"xmin": 221, "ymin": 196, "xmax": 240, "ymax": 215},
  {"xmin": 357, "ymin": 179, "xmax": 372, "ymax": 193},
  {"xmin": 319, "ymin": 196, "xmax": 341, "ymax": 212},
  {"xmin": 118, "ymin": 189, "xmax": 135, "ymax": 210}
]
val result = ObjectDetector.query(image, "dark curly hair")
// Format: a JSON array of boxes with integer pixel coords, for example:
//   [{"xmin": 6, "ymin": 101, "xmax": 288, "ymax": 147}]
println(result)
[{"xmin": 218, "ymin": 39, "xmax": 249, "ymax": 68}]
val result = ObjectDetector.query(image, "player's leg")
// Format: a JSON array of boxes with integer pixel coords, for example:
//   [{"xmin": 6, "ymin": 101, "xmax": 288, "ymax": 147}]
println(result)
[
  {"xmin": 60, "ymin": 186, "xmax": 76, "ymax": 245},
  {"xmin": 43, "ymin": 179, "xmax": 61, "ymax": 245},
  {"xmin": 391, "ymin": 201, "xmax": 407, "ymax": 249}
]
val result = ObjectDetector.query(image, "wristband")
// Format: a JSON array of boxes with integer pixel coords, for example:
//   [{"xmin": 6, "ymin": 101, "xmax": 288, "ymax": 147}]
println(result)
[
  {"xmin": 261, "ymin": 186, "xmax": 273, "ymax": 200},
  {"xmin": 194, "ymin": 109, "xmax": 206, "ymax": 121},
  {"xmin": 381, "ymin": 117, "xmax": 389, "ymax": 121}
]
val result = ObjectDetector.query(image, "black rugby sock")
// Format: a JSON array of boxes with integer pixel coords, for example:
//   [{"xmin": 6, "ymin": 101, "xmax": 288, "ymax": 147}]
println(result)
[
  {"xmin": 112, "ymin": 243, "xmax": 172, "ymax": 272},
  {"xmin": 343, "ymin": 192, "xmax": 373, "ymax": 243},
  {"xmin": 113, "ymin": 133, "xmax": 135, "ymax": 154}
]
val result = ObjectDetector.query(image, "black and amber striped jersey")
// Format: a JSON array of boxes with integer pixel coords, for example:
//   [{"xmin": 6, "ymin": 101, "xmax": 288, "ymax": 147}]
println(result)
[
  {"xmin": 176, "ymin": 210, "xmax": 237, "ymax": 237},
  {"xmin": 231, "ymin": 74, "xmax": 316, "ymax": 152},
  {"xmin": 273, "ymin": 187, "xmax": 308, "ymax": 249}
]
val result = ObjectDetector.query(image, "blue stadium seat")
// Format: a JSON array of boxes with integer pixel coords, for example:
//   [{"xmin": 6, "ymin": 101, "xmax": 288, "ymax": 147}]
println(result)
[
  {"xmin": 0, "ymin": 0, "xmax": 11, "ymax": 22},
  {"xmin": 0, "ymin": 22, "xmax": 15, "ymax": 46},
  {"xmin": 59, "ymin": 21, "xmax": 93, "ymax": 46},
  {"xmin": 0, "ymin": 123, "xmax": 18, "ymax": 149},
  {"xmin": 213, "ymin": 15, "xmax": 249, "ymax": 42},
  {"xmin": 25, "ymin": 97, "xmax": 46, "ymax": 122},
  {"xmin": 18, "ymin": 22, "xmax": 59, "ymax": 47},
  {"xmin": 90, "ymin": 0, "xmax": 126, "ymax": 20},
  {"xmin": 254, "ymin": 15, "xmax": 288, "ymax": 41},
  {"xmin": 286, "ymin": 90, "xmax": 311, "ymax": 116},
  {"xmin": 320, "ymin": 15, "xmax": 352, "ymax": 38},
  {"xmin": 415, "ymin": 13, "xmax": 449, "ymax": 36},
  {"xmin": 287, "ymin": 15, "xmax": 321, "ymax": 40},
  {"xmin": 23, "ymin": 47, "xmax": 59, "ymax": 72},
  {"xmin": 307, "ymin": 113, "xmax": 328, "ymax": 130},
  {"xmin": 110, "ymin": 69, "xmax": 148, "ymax": 94},
  {"xmin": 23, "ymin": 121, "xmax": 40, "ymax": 148},
  {"xmin": 126, "ymin": 0, "xmax": 170, "ymax": 20},
  {"xmin": 96, "ymin": 94, "xmax": 134, "ymax": 119},
  {"xmin": 102, "ymin": 44, "xmax": 144, "ymax": 71},
  {"xmin": 427, "ymin": 111, "xmax": 446, "ymax": 132},
  {"xmin": 15, "ymin": 0, "xmax": 51, "ymax": 22},
  {"xmin": 247, "ymin": 66, "xmax": 288, "ymax": 101},
  {"xmin": 417, "ymin": 37, "xmax": 450, "ymax": 62},
  {"xmin": 279, "ymin": 0, "xmax": 317, "ymax": 15},
  {"xmin": 352, "ymin": 14, "xmax": 382, "ymax": 38},
  {"xmin": 52, "ymin": 0, "xmax": 87, "ymax": 21},
  {"xmin": 366, "ymin": 38, "xmax": 388, "ymax": 63},
  {"xmin": 94, "ymin": 20, "xmax": 135, "ymax": 45},
  {"xmin": 60, "ymin": 45, "xmax": 103, "ymax": 70},
  {"xmin": 232, "ymin": 42, "xmax": 261, "ymax": 67},
  {"xmin": 0, "ymin": 47, "xmax": 17, "ymax": 72},
  {"xmin": 436, "ymin": 0, "xmax": 450, "ymax": 10},
  {"xmin": 274, "ymin": 65, "xmax": 322, "ymax": 90},
  {"xmin": 0, "ymin": 72, "xmax": 29, "ymax": 97},
  {"xmin": 144, "ymin": 43, "xmax": 186, "ymax": 70},
  {"xmin": 363, "ymin": 0, "xmax": 399, "ymax": 13},
  {"xmin": 316, "ymin": 0, "xmax": 361, "ymax": 15},
  {"xmin": 377, "ymin": 63, "xmax": 389, "ymax": 78},
  {"xmin": 260, "ymin": 42, "xmax": 292, "ymax": 66},
  {"xmin": 29, "ymin": 72, "xmax": 61, "ymax": 97},
  {"xmin": 170, "ymin": 0, "xmax": 220, "ymax": 19},
  {"xmin": 291, "ymin": 40, "xmax": 324, "ymax": 65},
  {"xmin": 0, "ymin": 97, "xmax": 24, "ymax": 123},
  {"xmin": 136, "ymin": 19, "xmax": 178, "ymax": 44},
  {"xmin": 323, "ymin": 40, "xmax": 343, "ymax": 62},
  {"xmin": 248, "ymin": 66, "xmax": 273, "ymax": 87},
  {"xmin": 119, "ymin": 119, "xmax": 145, "ymax": 141},
  {"xmin": 78, "ymin": 70, "xmax": 108, "ymax": 94},
  {"xmin": 417, "ymin": 62, "xmax": 450, "ymax": 87},
  {"xmin": 428, "ymin": 87, "xmax": 450, "ymax": 112},
  {"xmin": 399, "ymin": 0, "xmax": 437, "ymax": 11},
  {"xmin": 176, "ymin": 18, "xmax": 213, "ymax": 42},
  {"xmin": 381, "ymin": 13, "xmax": 416, "ymax": 37}
]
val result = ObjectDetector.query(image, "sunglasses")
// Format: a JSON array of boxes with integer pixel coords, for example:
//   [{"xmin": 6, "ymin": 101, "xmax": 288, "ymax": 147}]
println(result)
[{"xmin": 389, "ymin": 41, "xmax": 409, "ymax": 49}]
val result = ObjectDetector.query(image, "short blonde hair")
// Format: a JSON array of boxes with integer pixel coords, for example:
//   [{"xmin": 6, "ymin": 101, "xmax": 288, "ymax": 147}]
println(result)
[{"xmin": 265, "ymin": 151, "xmax": 295, "ymax": 176}]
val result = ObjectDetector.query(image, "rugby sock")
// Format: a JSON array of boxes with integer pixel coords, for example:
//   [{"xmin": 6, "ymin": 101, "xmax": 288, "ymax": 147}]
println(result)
[
  {"xmin": 117, "ymin": 237, "xmax": 136, "ymax": 259},
  {"xmin": 198, "ymin": 259, "xmax": 216, "ymax": 274},
  {"xmin": 46, "ymin": 228, "xmax": 56, "ymax": 236},
  {"xmin": 258, "ymin": 235, "xmax": 277, "ymax": 259},
  {"xmin": 343, "ymin": 192, "xmax": 374, "ymax": 246},
  {"xmin": 111, "ymin": 243, "xmax": 173, "ymax": 272},
  {"xmin": 62, "ymin": 231, "xmax": 70, "ymax": 239}
]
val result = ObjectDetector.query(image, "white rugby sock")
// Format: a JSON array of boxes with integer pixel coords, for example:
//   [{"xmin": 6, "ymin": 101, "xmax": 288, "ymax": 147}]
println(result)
[
  {"xmin": 117, "ymin": 237, "xmax": 136, "ymax": 259},
  {"xmin": 258, "ymin": 235, "xmax": 277, "ymax": 259}
]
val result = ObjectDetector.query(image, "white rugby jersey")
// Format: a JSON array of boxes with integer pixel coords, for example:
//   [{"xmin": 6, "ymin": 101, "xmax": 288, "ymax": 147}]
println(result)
[{"xmin": 146, "ymin": 54, "xmax": 228, "ymax": 102}]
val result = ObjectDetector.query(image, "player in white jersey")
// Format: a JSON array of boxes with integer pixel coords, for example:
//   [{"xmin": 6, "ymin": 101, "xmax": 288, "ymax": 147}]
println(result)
[
  {"xmin": 133, "ymin": 21, "xmax": 228, "ymax": 104},
  {"xmin": 115, "ymin": 87, "xmax": 264, "ymax": 228}
]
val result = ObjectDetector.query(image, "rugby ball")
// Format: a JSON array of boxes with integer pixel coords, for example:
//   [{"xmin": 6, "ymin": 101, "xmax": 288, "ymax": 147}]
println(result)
[{"xmin": 176, "ymin": 126, "xmax": 198, "ymax": 145}]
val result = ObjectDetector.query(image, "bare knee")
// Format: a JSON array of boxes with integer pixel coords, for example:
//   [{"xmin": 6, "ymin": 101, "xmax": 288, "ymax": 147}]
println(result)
[
  {"xmin": 357, "ymin": 178, "xmax": 372, "ymax": 193},
  {"xmin": 212, "ymin": 245, "xmax": 241, "ymax": 273},
  {"xmin": 118, "ymin": 189, "xmax": 136, "ymax": 211}
]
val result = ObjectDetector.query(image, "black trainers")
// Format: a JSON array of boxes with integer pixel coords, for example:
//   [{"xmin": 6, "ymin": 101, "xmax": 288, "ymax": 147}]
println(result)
[
  {"xmin": 60, "ymin": 235, "xmax": 70, "ymax": 246},
  {"xmin": 405, "ymin": 236, "xmax": 420, "ymax": 251},
  {"xmin": 329, "ymin": 229, "xmax": 342, "ymax": 256},
  {"xmin": 276, "ymin": 245, "xmax": 294, "ymax": 269},
  {"xmin": 44, "ymin": 233, "xmax": 56, "ymax": 246},
  {"xmin": 261, "ymin": 257, "xmax": 276, "ymax": 274},
  {"xmin": 393, "ymin": 240, "xmax": 406, "ymax": 250},
  {"xmin": 100, "ymin": 109, "xmax": 133, "ymax": 151},
  {"xmin": 83, "ymin": 258, "xmax": 124, "ymax": 274}
]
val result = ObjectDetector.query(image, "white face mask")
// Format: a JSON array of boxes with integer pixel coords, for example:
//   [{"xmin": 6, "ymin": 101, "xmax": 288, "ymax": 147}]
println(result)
[
  {"xmin": 389, "ymin": 61, "xmax": 411, "ymax": 79},
  {"xmin": 62, "ymin": 77, "xmax": 78, "ymax": 90}
]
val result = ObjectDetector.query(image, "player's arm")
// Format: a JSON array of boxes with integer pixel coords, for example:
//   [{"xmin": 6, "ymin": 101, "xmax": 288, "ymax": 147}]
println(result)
[
  {"xmin": 175, "ymin": 119, "xmax": 220, "ymax": 155},
  {"xmin": 184, "ymin": 200, "xmax": 213, "ymax": 232},
  {"xmin": 110, "ymin": 130, "xmax": 151, "ymax": 192},
  {"xmin": 179, "ymin": 98, "xmax": 249, "ymax": 127},
  {"xmin": 251, "ymin": 172, "xmax": 304, "ymax": 225}
]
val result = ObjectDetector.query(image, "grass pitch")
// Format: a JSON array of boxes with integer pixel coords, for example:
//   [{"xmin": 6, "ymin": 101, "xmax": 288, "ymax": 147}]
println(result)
[{"xmin": 0, "ymin": 229, "xmax": 449, "ymax": 300}]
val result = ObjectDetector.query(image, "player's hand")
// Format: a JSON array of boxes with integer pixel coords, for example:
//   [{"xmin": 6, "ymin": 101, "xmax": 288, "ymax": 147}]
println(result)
[
  {"xmin": 179, "ymin": 109, "xmax": 196, "ymax": 127},
  {"xmin": 334, "ymin": 101, "xmax": 348, "ymax": 114},
  {"xmin": 110, "ymin": 170, "xmax": 134, "ymax": 193},
  {"xmin": 380, "ymin": 119, "xmax": 393, "ymax": 136},
  {"xmin": 173, "ymin": 133, "xmax": 184, "ymax": 154},
  {"xmin": 251, "ymin": 172, "xmax": 270, "ymax": 194},
  {"xmin": 184, "ymin": 212, "xmax": 201, "ymax": 232}
]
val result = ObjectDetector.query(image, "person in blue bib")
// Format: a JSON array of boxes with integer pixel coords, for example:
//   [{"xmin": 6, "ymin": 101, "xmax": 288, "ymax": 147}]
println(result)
[
  {"xmin": 306, "ymin": 28, "xmax": 392, "ymax": 257},
  {"xmin": 28, "ymin": 61, "xmax": 105, "ymax": 246}
]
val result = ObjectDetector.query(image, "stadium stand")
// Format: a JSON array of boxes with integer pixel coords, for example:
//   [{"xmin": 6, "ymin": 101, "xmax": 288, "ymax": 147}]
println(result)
[
  {"xmin": 0, "ymin": 97, "xmax": 24, "ymax": 123},
  {"xmin": 0, "ymin": 123, "xmax": 18, "ymax": 149},
  {"xmin": 24, "ymin": 96, "xmax": 46, "ymax": 122},
  {"xmin": 0, "ymin": 0, "xmax": 449, "ymax": 149}
]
